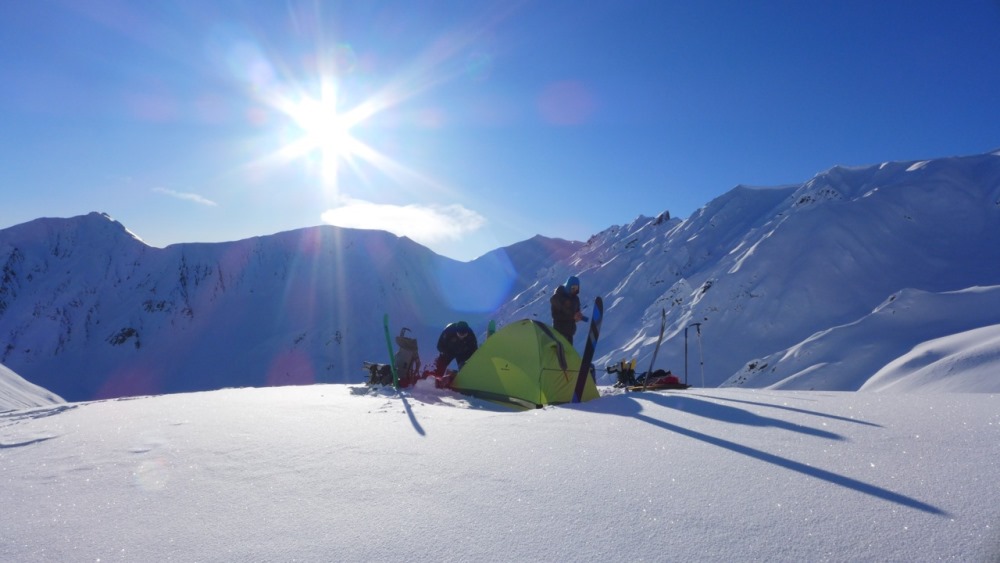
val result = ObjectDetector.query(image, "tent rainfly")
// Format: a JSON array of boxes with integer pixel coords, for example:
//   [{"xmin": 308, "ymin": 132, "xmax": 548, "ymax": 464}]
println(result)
[{"xmin": 452, "ymin": 319, "xmax": 600, "ymax": 409}]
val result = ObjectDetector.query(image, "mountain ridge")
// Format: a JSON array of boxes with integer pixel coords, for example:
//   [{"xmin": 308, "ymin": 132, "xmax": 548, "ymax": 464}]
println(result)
[{"xmin": 3, "ymin": 150, "xmax": 1000, "ymax": 400}]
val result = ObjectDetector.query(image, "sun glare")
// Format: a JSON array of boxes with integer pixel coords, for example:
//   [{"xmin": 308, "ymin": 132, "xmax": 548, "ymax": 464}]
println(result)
[
  {"xmin": 262, "ymin": 78, "xmax": 447, "ymax": 196},
  {"xmin": 239, "ymin": 6, "xmax": 518, "ymax": 200},
  {"xmin": 282, "ymin": 82, "xmax": 360, "ymax": 185}
]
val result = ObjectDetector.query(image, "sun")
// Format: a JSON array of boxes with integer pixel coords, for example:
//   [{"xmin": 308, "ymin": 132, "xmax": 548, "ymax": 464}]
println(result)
[
  {"xmin": 295, "ymin": 99, "xmax": 350, "ymax": 152},
  {"xmin": 242, "ymin": 33, "xmax": 474, "ymax": 196},
  {"xmin": 281, "ymin": 81, "xmax": 362, "ymax": 186},
  {"xmin": 265, "ymin": 79, "xmax": 429, "ymax": 196}
]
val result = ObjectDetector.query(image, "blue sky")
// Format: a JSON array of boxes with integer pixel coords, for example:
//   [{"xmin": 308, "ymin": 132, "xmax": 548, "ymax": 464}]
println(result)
[{"xmin": 3, "ymin": 0, "xmax": 1000, "ymax": 261}]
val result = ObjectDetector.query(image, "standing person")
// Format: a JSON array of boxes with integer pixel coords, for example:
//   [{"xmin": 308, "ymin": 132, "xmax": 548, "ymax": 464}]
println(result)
[
  {"xmin": 551, "ymin": 275, "xmax": 584, "ymax": 344},
  {"xmin": 432, "ymin": 321, "xmax": 479, "ymax": 377}
]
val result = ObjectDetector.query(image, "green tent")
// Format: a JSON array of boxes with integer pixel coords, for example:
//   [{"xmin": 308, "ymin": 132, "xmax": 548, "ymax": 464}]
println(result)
[{"xmin": 452, "ymin": 319, "xmax": 600, "ymax": 409}]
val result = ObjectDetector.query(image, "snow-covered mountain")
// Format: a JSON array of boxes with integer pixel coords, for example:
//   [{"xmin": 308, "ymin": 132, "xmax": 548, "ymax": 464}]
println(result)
[
  {"xmin": 3, "ymin": 150, "xmax": 1000, "ymax": 400},
  {"xmin": 0, "ymin": 213, "xmax": 579, "ymax": 401},
  {"xmin": 500, "ymin": 151, "xmax": 1000, "ymax": 391},
  {"xmin": 0, "ymin": 362, "xmax": 64, "ymax": 411}
]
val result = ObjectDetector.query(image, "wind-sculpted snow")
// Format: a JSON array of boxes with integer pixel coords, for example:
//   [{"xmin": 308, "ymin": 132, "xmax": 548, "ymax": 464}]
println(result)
[
  {"xmin": 3, "ymin": 152, "xmax": 1000, "ymax": 400},
  {"xmin": 0, "ymin": 362, "xmax": 64, "ymax": 412},
  {"xmin": 861, "ymin": 322, "xmax": 1000, "ymax": 392}
]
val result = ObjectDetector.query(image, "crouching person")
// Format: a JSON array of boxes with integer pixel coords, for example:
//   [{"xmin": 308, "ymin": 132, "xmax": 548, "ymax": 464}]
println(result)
[{"xmin": 430, "ymin": 321, "xmax": 478, "ymax": 387}]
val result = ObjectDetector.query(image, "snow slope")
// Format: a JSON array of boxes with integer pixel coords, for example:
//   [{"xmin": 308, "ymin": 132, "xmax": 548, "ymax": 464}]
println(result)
[
  {"xmin": 862, "ymin": 323, "xmax": 1000, "ymax": 393},
  {"xmin": 724, "ymin": 286, "xmax": 1000, "ymax": 392},
  {"xmin": 0, "ymin": 362, "xmax": 64, "ymax": 412},
  {"xmin": 1, "ymin": 384, "xmax": 997, "ymax": 561}
]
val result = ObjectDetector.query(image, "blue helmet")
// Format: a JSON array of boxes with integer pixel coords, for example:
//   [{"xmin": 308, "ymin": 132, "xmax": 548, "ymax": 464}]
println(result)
[{"xmin": 565, "ymin": 276, "xmax": 580, "ymax": 290}]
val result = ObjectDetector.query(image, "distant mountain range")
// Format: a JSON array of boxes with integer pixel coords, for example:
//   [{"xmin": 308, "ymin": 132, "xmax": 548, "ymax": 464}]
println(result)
[{"xmin": 3, "ymin": 150, "xmax": 1000, "ymax": 401}]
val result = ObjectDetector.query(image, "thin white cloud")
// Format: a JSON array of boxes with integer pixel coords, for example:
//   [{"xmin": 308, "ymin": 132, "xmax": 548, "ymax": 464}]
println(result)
[
  {"xmin": 152, "ymin": 187, "xmax": 218, "ymax": 207},
  {"xmin": 320, "ymin": 197, "xmax": 486, "ymax": 244}
]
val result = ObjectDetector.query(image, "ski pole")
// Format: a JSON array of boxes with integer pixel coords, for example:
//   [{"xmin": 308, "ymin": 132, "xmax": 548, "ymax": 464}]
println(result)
[
  {"xmin": 684, "ymin": 322, "xmax": 702, "ymax": 387},
  {"xmin": 697, "ymin": 323, "xmax": 705, "ymax": 387}
]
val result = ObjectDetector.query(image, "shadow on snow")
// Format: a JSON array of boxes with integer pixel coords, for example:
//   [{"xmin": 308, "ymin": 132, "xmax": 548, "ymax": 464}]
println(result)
[
  {"xmin": 579, "ymin": 392, "xmax": 949, "ymax": 517},
  {"xmin": 686, "ymin": 392, "xmax": 883, "ymax": 427}
]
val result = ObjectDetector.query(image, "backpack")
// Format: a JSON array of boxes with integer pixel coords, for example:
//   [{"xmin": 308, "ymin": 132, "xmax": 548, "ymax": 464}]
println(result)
[{"xmin": 394, "ymin": 329, "xmax": 421, "ymax": 387}]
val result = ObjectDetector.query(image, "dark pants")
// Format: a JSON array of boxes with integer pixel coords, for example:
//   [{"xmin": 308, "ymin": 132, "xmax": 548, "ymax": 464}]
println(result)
[
  {"xmin": 434, "ymin": 353, "xmax": 471, "ymax": 376},
  {"xmin": 554, "ymin": 324, "xmax": 575, "ymax": 345}
]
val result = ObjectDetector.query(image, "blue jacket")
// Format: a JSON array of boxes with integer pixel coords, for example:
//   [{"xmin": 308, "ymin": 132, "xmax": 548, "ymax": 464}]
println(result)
[{"xmin": 436, "ymin": 322, "xmax": 479, "ymax": 364}]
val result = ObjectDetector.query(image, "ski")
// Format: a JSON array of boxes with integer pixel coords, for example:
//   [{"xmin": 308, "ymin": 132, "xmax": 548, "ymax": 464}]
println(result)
[
  {"xmin": 644, "ymin": 308, "xmax": 667, "ymax": 390},
  {"xmin": 572, "ymin": 296, "xmax": 604, "ymax": 403},
  {"xmin": 382, "ymin": 313, "xmax": 399, "ymax": 389},
  {"xmin": 627, "ymin": 382, "xmax": 690, "ymax": 392}
]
